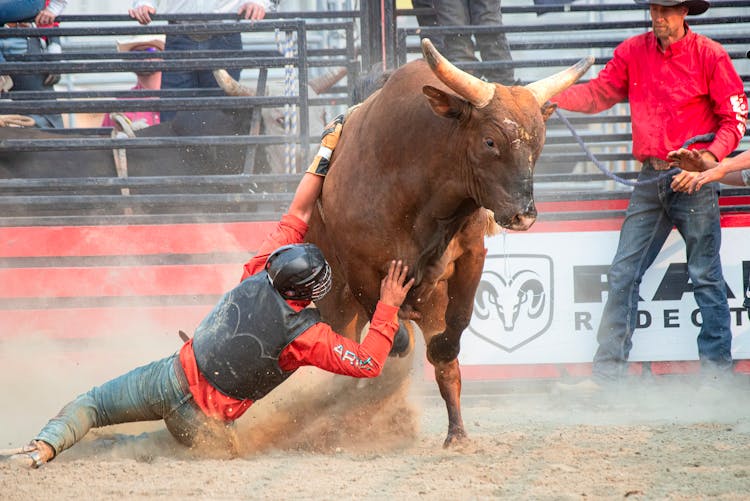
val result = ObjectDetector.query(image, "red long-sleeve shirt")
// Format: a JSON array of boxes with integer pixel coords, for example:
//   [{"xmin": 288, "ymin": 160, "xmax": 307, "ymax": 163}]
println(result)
[
  {"xmin": 551, "ymin": 27, "xmax": 747, "ymax": 162},
  {"xmin": 180, "ymin": 214, "xmax": 400, "ymax": 421}
]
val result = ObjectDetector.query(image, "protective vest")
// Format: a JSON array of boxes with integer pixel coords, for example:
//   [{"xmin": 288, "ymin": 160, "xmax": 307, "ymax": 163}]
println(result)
[{"xmin": 192, "ymin": 271, "xmax": 321, "ymax": 400}]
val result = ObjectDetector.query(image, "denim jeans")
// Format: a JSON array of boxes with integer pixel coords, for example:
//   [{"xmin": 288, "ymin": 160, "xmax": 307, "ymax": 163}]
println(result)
[
  {"xmin": 593, "ymin": 164, "xmax": 733, "ymax": 379},
  {"xmin": 0, "ymin": 0, "xmax": 44, "ymax": 24},
  {"xmin": 160, "ymin": 31, "xmax": 243, "ymax": 121},
  {"xmin": 0, "ymin": 36, "xmax": 28, "ymax": 64},
  {"xmin": 1, "ymin": 36, "xmax": 64, "ymax": 127},
  {"xmin": 35, "ymin": 353, "xmax": 237, "ymax": 458},
  {"xmin": 433, "ymin": 0, "xmax": 514, "ymax": 85}
]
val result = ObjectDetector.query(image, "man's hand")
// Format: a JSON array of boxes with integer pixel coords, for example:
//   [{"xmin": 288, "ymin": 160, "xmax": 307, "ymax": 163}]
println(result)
[
  {"xmin": 667, "ymin": 148, "xmax": 715, "ymax": 172},
  {"xmin": 379, "ymin": 260, "xmax": 415, "ymax": 308},
  {"xmin": 306, "ymin": 113, "xmax": 344, "ymax": 177},
  {"xmin": 34, "ymin": 9, "xmax": 56, "ymax": 26},
  {"xmin": 129, "ymin": 5, "xmax": 156, "ymax": 25},
  {"xmin": 238, "ymin": 2, "xmax": 267, "ymax": 20},
  {"xmin": 670, "ymin": 170, "xmax": 701, "ymax": 194},
  {"xmin": 671, "ymin": 165, "xmax": 728, "ymax": 193}
]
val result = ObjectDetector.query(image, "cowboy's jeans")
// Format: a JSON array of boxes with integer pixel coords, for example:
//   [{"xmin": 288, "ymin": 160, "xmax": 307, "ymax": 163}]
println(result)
[
  {"xmin": 36, "ymin": 353, "xmax": 234, "ymax": 457},
  {"xmin": 593, "ymin": 165, "xmax": 733, "ymax": 379},
  {"xmin": 0, "ymin": 0, "xmax": 44, "ymax": 25}
]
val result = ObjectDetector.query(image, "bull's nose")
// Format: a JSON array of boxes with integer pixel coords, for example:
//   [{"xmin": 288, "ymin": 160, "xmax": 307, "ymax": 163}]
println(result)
[{"xmin": 510, "ymin": 214, "xmax": 536, "ymax": 231}]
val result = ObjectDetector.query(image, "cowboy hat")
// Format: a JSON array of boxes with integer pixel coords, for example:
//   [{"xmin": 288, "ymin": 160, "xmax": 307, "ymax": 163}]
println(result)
[
  {"xmin": 633, "ymin": 0, "xmax": 709, "ymax": 15},
  {"xmin": 116, "ymin": 35, "xmax": 165, "ymax": 53}
]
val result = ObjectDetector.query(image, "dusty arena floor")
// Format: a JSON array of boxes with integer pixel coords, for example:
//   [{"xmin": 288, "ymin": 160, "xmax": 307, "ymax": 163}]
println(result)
[{"xmin": 2, "ymin": 334, "xmax": 750, "ymax": 500}]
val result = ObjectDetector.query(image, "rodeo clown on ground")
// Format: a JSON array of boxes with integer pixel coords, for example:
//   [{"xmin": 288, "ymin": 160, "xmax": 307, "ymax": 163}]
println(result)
[{"xmin": 1, "ymin": 112, "xmax": 415, "ymax": 469}]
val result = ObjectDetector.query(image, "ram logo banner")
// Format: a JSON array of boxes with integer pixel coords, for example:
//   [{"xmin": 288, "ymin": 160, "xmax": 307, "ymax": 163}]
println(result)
[{"xmin": 468, "ymin": 254, "xmax": 553, "ymax": 352}]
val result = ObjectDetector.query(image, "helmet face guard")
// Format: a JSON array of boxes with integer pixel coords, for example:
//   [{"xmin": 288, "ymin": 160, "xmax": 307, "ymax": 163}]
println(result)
[{"xmin": 265, "ymin": 243, "xmax": 332, "ymax": 301}]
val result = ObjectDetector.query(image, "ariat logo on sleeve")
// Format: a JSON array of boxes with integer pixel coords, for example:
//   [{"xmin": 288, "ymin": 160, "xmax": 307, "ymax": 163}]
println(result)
[
  {"xmin": 730, "ymin": 94, "xmax": 748, "ymax": 136},
  {"xmin": 333, "ymin": 344, "xmax": 374, "ymax": 370}
]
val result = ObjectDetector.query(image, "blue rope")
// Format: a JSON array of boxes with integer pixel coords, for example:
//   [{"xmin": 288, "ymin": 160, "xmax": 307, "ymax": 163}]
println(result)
[{"xmin": 553, "ymin": 108, "xmax": 715, "ymax": 187}]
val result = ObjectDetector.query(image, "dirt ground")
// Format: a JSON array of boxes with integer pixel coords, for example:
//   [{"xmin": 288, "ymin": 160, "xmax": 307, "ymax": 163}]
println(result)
[{"xmin": 2, "ymin": 334, "xmax": 750, "ymax": 500}]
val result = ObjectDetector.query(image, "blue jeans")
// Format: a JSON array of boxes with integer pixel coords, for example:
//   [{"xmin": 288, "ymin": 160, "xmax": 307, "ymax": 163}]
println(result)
[
  {"xmin": 0, "ymin": 36, "xmax": 28, "ymax": 64},
  {"xmin": 1, "ymin": 37, "xmax": 64, "ymax": 127},
  {"xmin": 434, "ymin": 0, "xmax": 514, "ymax": 84},
  {"xmin": 593, "ymin": 164, "xmax": 733, "ymax": 379},
  {"xmin": 35, "ymin": 353, "xmax": 237, "ymax": 458},
  {"xmin": 0, "ymin": 0, "xmax": 44, "ymax": 25},
  {"xmin": 160, "ymin": 31, "xmax": 243, "ymax": 121}
]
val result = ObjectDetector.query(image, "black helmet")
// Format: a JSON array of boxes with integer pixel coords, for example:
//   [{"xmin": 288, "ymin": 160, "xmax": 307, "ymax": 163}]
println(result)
[{"xmin": 265, "ymin": 243, "xmax": 332, "ymax": 301}]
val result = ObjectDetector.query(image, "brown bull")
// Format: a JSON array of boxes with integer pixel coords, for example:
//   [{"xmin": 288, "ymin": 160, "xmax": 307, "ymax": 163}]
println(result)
[{"xmin": 306, "ymin": 39, "xmax": 593, "ymax": 446}]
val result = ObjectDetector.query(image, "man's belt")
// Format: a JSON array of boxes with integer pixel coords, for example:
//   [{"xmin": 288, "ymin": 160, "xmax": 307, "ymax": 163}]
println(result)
[
  {"xmin": 644, "ymin": 157, "xmax": 671, "ymax": 170},
  {"xmin": 4, "ymin": 22, "xmax": 33, "ymax": 28}
]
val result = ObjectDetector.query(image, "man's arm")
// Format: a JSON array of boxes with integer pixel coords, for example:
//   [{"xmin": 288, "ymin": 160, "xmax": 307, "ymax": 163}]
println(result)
[
  {"xmin": 551, "ymin": 43, "xmax": 629, "ymax": 114},
  {"xmin": 240, "ymin": 113, "xmax": 345, "ymax": 279},
  {"xmin": 284, "ymin": 112, "xmax": 345, "ymax": 224},
  {"xmin": 670, "ymin": 148, "xmax": 750, "ymax": 193},
  {"xmin": 279, "ymin": 261, "xmax": 415, "ymax": 377},
  {"xmin": 703, "ymin": 50, "xmax": 747, "ymax": 162}
]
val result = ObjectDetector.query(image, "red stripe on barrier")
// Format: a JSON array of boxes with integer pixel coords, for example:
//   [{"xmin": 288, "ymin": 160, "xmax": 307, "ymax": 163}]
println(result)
[
  {"xmin": 535, "ymin": 199, "xmax": 629, "ymax": 213},
  {"xmin": 0, "ymin": 306, "xmax": 212, "ymax": 339},
  {"xmin": 1, "ymin": 264, "xmax": 239, "ymax": 298},
  {"xmin": 523, "ymin": 219, "xmax": 624, "ymax": 233},
  {"xmin": 649, "ymin": 360, "xmax": 701, "ymax": 375},
  {"xmin": 0, "ymin": 222, "xmax": 275, "ymax": 258}
]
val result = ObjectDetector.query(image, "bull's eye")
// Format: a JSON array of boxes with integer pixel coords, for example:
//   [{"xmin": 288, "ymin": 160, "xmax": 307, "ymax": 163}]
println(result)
[{"xmin": 484, "ymin": 138, "xmax": 495, "ymax": 148}]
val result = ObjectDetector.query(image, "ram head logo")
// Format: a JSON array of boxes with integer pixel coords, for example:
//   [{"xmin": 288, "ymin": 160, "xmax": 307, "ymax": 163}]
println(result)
[{"xmin": 474, "ymin": 270, "xmax": 546, "ymax": 331}]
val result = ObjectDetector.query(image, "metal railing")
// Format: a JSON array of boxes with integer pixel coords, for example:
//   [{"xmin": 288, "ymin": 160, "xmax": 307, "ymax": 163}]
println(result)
[{"xmin": 1, "ymin": 5, "xmax": 749, "ymax": 224}]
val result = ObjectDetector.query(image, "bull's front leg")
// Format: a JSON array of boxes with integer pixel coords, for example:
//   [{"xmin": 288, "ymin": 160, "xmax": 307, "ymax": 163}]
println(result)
[
  {"xmin": 427, "ymin": 227, "xmax": 487, "ymax": 447},
  {"xmin": 426, "ymin": 333, "xmax": 466, "ymax": 447}
]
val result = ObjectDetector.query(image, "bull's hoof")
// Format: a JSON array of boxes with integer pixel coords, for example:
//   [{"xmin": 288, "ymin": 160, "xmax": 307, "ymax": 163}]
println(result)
[
  {"xmin": 442, "ymin": 429, "xmax": 468, "ymax": 448},
  {"xmin": 388, "ymin": 321, "xmax": 411, "ymax": 357}
]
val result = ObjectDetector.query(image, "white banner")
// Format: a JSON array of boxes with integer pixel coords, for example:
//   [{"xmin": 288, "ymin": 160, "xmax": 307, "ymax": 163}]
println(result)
[{"xmin": 459, "ymin": 227, "xmax": 750, "ymax": 366}]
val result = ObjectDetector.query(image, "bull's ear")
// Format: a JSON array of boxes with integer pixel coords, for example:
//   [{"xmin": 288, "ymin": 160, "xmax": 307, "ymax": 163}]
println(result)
[
  {"xmin": 422, "ymin": 85, "xmax": 467, "ymax": 119},
  {"xmin": 540, "ymin": 101, "xmax": 557, "ymax": 122}
]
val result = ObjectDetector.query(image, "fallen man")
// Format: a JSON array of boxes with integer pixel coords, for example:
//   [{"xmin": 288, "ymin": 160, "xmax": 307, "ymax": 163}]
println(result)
[{"xmin": 2, "ymin": 113, "xmax": 415, "ymax": 468}]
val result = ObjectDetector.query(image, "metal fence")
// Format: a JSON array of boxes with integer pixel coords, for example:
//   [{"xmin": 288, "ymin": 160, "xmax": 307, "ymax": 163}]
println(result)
[{"xmin": 1, "ymin": 3, "xmax": 749, "ymax": 225}]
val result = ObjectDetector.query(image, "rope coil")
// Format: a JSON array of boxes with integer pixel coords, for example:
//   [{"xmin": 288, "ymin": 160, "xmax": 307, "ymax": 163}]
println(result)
[{"xmin": 553, "ymin": 108, "xmax": 715, "ymax": 187}]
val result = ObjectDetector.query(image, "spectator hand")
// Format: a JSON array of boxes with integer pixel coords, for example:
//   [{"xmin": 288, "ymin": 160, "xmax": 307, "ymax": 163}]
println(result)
[
  {"xmin": 129, "ymin": 6, "xmax": 156, "ymax": 25},
  {"xmin": 238, "ymin": 2, "xmax": 267, "ymax": 20},
  {"xmin": 379, "ymin": 260, "xmax": 415, "ymax": 308},
  {"xmin": 34, "ymin": 9, "xmax": 56, "ymax": 26},
  {"xmin": 43, "ymin": 74, "xmax": 61, "ymax": 86}
]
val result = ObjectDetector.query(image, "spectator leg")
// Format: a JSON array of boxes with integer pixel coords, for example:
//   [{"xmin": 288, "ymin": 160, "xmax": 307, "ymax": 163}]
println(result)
[
  {"xmin": 7, "ymin": 37, "xmax": 64, "ymax": 127},
  {"xmin": 161, "ymin": 34, "xmax": 203, "ymax": 122},
  {"xmin": 197, "ymin": 32, "xmax": 243, "ymax": 88},
  {"xmin": 434, "ymin": 0, "xmax": 478, "ymax": 65},
  {"xmin": 0, "ymin": 0, "xmax": 45, "ymax": 24},
  {"xmin": 470, "ymin": 0, "xmax": 515, "ymax": 84}
]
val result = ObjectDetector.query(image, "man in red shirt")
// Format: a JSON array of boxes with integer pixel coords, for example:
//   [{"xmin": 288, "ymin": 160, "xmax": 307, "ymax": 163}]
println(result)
[
  {"xmin": 7, "ymin": 114, "xmax": 415, "ymax": 468},
  {"xmin": 552, "ymin": 0, "xmax": 748, "ymax": 387}
]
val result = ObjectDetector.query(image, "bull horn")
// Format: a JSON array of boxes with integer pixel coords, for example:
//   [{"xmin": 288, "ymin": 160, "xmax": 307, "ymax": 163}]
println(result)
[
  {"xmin": 212, "ymin": 69, "xmax": 256, "ymax": 96},
  {"xmin": 309, "ymin": 67, "xmax": 348, "ymax": 95},
  {"xmin": 421, "ymin": 38, "xmax": 495, "ymax": 109},
  {"xmin": 524, "ymin": 56, "xmax": 595, "ymax": 106}
]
